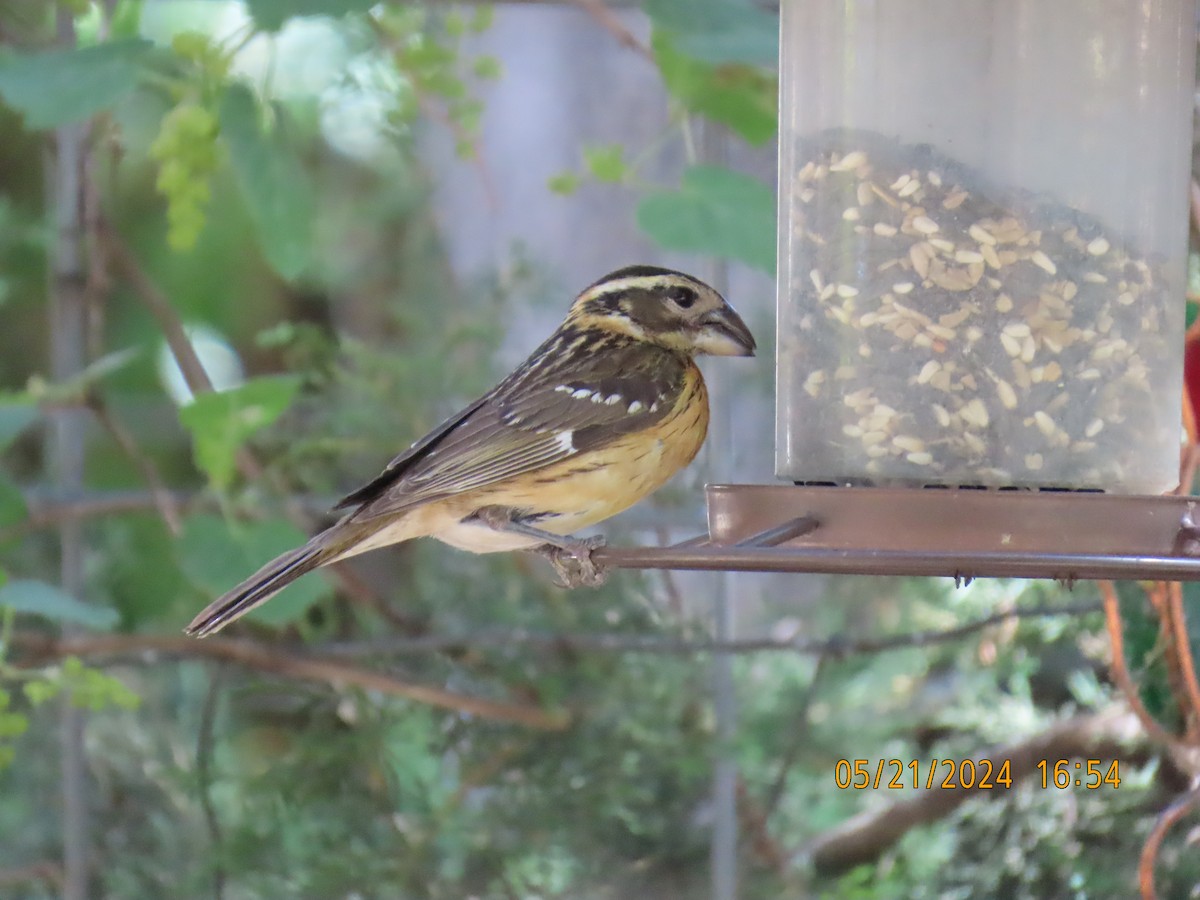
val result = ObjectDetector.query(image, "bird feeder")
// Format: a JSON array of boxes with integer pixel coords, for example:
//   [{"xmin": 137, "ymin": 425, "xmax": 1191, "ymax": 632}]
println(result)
[
  {"xmin": 775, "ymin": 0, "xmax": 1194, "ymax": 493},
  {"xmin": 599, "ymin": 0, "xmax": 1200, "ymax": 583}
]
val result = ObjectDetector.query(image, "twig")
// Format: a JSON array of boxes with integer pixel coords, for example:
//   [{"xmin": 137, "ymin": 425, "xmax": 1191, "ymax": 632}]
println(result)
[
  {"xmin": 736, "ymin": 777, "xmax": 787, "ymax": 875},
  {"xmin": 764, "ymin": 654, "xmax": 828, "ymax": 816},
  {"xmin": 1099, "ymin": 582, "xmax": 1179, "ymax": 748},
  {"xmin": 1165, "ymin": 582, "xmax": 1200, "ymax": 741},
  {"xmin": 802, "ymin": 709, "xmax": 1146, "ymax": 877},
  {"xmin": 1138, "ymin": 785, "xmax": 1200, "ymax": 900},
  {"xmin": 99, "ymin": 223, "xmax": 213, "ymax": 396},
  {"xmin": 322, "ymin": 600, "xmax": 1104, "ymax": 659},
  {"xmin": 84, "ymin": 393, "xmax": 183, "ymax": 535},
  {"xmin": 0, "ymin": 861, "xmax": 64, "ymax": 890},
  {"xmin": 195, "ymin": 664, "xmax": 227, "ymax": 900},
  {"xmin": 14, "ymin": 632, "xmax": 569, "ymax": 731},
  {"xmin": 570, "ymin": 0, "xmax": 653, "ymax": 59}
]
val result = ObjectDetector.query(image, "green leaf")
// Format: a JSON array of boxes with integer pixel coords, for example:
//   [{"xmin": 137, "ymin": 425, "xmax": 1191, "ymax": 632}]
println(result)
[
  {"xmin": 0, "ymin": 402, "xmax": 38, "ymax": 452},
  {"xmin": 0, "ymin": 579, "xmax": 119, "ymax": 630},
  {"xmin": 177, "ymin": 514, "xmax": 333, "ymax": 627},
  {"xmin": 246, "ymin": 0, "xmax": 377, "ymax": 31},
  {"xmin": 472, "ymin": 55, "xmax": 503, "ymax": 81},
  {"xmin": 0, "ymin": 39, "xmax": 153, "ymax": 128},
  {"xmin": 637, "ymin": 165, "xmax": 775, "ymax": 272},
  {"xmin": 653, "ymin": 32, "xmax": 776, "ymax": 145},
  {"xmin": 547, "ymin": 172, "xmax": 581, "ymax": 196},
  {"xmin": 178, "ymin": 375, "xmax": 302, "ymax": 490},
  {"xmin": 219, "ymin": 86, "xmax": 314, "ymax": 280},
  {"xmin": 110, "ymin": 0, "xmax": 144, "ymax": 40},
  {"xmin": 644, "ymin": 0, "xmax": 777, "ymax": 66},
  {"xmin": 0, "ymin": 472, "xmax": 27, "ymax": 531},
  {"xmin": 583, "ymin": 145, "xmax": 628, "ymax": 184}
]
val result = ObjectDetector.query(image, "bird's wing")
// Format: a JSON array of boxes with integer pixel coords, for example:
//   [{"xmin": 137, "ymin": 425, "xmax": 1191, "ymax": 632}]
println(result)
[{"xmin": 341, "ymin": 335, "xmax": 689, "ymax": 521}]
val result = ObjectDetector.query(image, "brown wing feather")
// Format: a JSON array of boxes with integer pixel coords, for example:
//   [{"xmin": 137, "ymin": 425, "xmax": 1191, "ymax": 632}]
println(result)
[{"xmin": 340, "ymin": 328, "xmax": 689, "ymax": 522}]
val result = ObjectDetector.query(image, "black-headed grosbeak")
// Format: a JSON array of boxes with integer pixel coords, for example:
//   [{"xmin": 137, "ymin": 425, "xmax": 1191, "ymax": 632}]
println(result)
[{"xmin": 186, "ymin": 265, "xmax": 755, "ymax": 637}]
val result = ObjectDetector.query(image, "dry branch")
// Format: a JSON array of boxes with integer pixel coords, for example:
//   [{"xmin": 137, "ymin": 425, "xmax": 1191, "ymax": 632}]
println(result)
[
  {"xmin": 322, "ymin": 600, "xmax": 1103, "ymax": 658},
  {"xmin": 1099, "ymin": 581, "xmax": 1180, "ymax": 749},
  {"xmin": 1138, "ymin": 786, "xmax": 1200, "ymax": 900},
  {"xmin": 802, "ymin": 710, "xmax": 1147, "ymax": 877},
  {"xmin": 14, "ymin": 632, "xmax": 569, "ymax": 731}
]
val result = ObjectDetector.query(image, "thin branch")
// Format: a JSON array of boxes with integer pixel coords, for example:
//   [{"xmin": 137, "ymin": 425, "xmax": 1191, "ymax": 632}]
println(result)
[
  {"xmin": 1099, "ymin": 581, "xmax": 1180, "ymax": 748},
  {"xmin": 321, "ymin": 600, "xmax": 1104, "ymax": 659},
  {"xmin": 1165, "ymin": 582, "xmax": 1200, "ymax": 741},
  {"xmin": 84, "ymin": 394, "xmax": 183, "ymax": 535},
  {"xmin": 736, "ymin": 777, "xmax": 787, "ymax": 876},
  {"xmin": 569, "ymin": 0, "xmax": 653, "ymax": 59},
  {"xmin": 195, "ymin": 664, "xmax": 227, "ymax": 900},
  {"xmin": 802, "ymin": 709, "xmax": 1147, "ymax": 877},
  {"xmin": 1138, "ymin": 785, "xmax": 1200, "ymax": 900},
  {"xmin": 764, "ymin": 654, "xmax": 828, "ymax": 816},
  {"xmin": 14, "ymin": 632, "xmax": 569, "ymax": 731},
  {"xmin": 0, "ymin": 861, "xmax": 63, "ymax": 891},
  {"xmin": 99, "ymin": 222, "xmax": 213, "ymax": 397}
]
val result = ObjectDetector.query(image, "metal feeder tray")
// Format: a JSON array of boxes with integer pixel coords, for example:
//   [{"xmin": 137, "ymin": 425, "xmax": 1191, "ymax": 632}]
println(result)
[{"xmin": 595, "ymin": 485, "xmax": 1200, "ymax": 583}]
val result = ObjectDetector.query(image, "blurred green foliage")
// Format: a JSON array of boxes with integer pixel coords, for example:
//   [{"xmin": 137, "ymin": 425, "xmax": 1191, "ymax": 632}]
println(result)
[{"xmin": 0, "ymin": 1, "xmax": 1192, "ymax": 898}]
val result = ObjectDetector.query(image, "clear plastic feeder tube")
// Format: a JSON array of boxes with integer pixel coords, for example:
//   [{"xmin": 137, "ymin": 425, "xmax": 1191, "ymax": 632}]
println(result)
[{"xmin": 775, "ymin": 0, "xmax": 1195, "ymax": 492}]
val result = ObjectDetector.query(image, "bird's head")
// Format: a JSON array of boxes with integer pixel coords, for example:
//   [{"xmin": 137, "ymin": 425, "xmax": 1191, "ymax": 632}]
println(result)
[{"xmin": 567, "ymin": 265, "xmax": 757, "ymax": 357}]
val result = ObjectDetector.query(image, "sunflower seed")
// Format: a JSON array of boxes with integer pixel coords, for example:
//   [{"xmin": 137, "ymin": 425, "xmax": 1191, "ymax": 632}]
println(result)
[
  {"xmin": 1030, "ymin": 251, "xmax": 1057, "ymax": 275},
  {"xmin": 917, "ymin": 361, "xmax": 940, "ymax": 384},
  {"xmin": 942, "ymin": 190, "xmax": 968, "ymax": 210},
  {"xmin": 893, "ymin": 435, "xmax": 926, "ymax": 453},
  {"xmin": 830, "ymin": 150, "xmax": 867, "ymax": 172},
  {"xmin": 1034, "ymin": 411, "xmax": 1056, "ymax": 437},
  {"xmin": 961, "ymin": 399, "xmax": 990, "ymax": 429}
]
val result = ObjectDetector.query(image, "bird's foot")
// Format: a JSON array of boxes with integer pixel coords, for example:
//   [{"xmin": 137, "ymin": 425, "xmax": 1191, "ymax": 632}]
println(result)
[{"xmin": 538, "ymin": 535, "xmax": 609, "ymax": 588}]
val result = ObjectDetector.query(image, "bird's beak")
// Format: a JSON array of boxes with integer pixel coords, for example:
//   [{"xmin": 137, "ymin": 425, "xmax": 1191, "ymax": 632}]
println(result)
[{"xmin": 695, "ymin": 304, "xmax": 757, "ymax": 357}]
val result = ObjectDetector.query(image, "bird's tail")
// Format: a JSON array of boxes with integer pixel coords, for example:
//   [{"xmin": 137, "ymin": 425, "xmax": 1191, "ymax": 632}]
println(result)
[{"xmin": 185, "ymin": 530, "xmax": 344, "ymax": 638}]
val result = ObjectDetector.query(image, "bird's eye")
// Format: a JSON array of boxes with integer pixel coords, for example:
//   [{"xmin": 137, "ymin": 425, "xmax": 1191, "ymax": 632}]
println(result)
[{"xmin": 668, "ymin": 286, "xmax": 697, "ymax": 309}]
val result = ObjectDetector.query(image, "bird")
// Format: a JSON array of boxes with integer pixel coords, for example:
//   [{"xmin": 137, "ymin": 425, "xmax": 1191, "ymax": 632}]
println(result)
[{"xmin": 185, "ymin": 265, "xmax": 756, "ymax": 637}]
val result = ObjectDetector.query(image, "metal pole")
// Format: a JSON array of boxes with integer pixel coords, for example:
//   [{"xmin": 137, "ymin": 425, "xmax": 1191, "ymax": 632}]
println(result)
[
  {"xmin": 50, "ymin": 9, "xmax": 91, "ymax": 897},
  {"xmin": 698, "ymin": 121, "xmax": 739, "ymax": 900}
]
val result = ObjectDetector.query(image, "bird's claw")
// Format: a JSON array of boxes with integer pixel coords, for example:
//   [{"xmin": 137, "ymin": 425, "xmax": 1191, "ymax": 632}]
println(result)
[{"xmin": 543, "ymin": 536, "xmax": 609, "ymax": 588}]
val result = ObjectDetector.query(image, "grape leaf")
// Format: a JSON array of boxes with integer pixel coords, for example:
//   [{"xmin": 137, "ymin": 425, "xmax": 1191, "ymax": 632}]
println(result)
[
  {"xmin": 177, "ymin": 514, "xmax": 333, "ymax": 627},
  {"xmin": 0, "ymin": 402, "xmax": 38, "ymax": 452},
  {"xmin": 178, "ymin": 375, "xmax": 302, "ymax": 490},
  {"xmin": 246, "ymin": 0, "xmax": 377, "ymax": 32},
  {"xmin": 637, "ymin": 165, "xmax": 775, "ymax": 273},
  {"xmin": 644, "ymin": 0, "xmax": 777, "ymax": 66},
  {"xmin": 653, "ymin": 31, "xmax": 776, "ymax": 145},
  {"xmin": 219, "ymin": 86, "xmax": 314, "ymax": 280},
  {"xmin": 0, "ymin": 579, "xmax": 118, "ymax": 630},
  {"xmin": 0, "ymin": 472, "xmax": 26, "ymax": 531},
  {"xmin": 0, "ymin": 39, "xmax": 153, "ymax": 128}
]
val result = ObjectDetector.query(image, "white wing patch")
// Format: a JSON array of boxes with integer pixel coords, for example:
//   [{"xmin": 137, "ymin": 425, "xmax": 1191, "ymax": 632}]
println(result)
[
  {"xmin": 555, "ymin": 430, "xmax": 575, "ymax": 452},
  {"xmin": 628, "ymin": 401, "xmax": 645, "ymax": 414}
]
